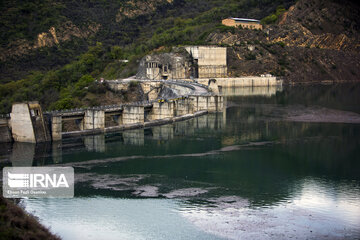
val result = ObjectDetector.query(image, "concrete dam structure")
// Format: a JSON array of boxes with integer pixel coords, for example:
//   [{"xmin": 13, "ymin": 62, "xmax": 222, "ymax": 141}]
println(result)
[{"xmin": 4, "ymin": 80, "xmax": 224, "ymax": 143}]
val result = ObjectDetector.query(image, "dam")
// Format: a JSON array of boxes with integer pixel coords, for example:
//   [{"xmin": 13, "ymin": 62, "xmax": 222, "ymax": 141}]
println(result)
[{"xmin": 3, "ymin": 80, "xmax": 224, "ymax": 143}]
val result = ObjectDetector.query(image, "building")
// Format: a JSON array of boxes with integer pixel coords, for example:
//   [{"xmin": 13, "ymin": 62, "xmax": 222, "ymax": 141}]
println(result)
[
  {"xmin": 185, "ymin": 46, "xmax": 227, "ymax": 78},
  {"xmin": 136, "ymin": 46, "xmax": 227, "ymax": 80},
  {"xmin": 222, "ymin": 18, "xmax": 262, "ymax": 30},
  {"xmin": 136, "ymin": 49, "xmax": 194, "ymax": 80}
]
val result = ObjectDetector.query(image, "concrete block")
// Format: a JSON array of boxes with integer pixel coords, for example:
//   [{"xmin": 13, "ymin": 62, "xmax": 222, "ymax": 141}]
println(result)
[
  {"xmin": 123, "ymin": 106, "xmax": 145, "ymax": 125},
  {"xmin": 148, "ymin": 102, "xmax": 174, "ymax": 121},
  {"xmin": 84, "ymin": 110, "xmax": 105, "ymax": 130},
  {"xmin": 10, "ymin": 103, "xmax": 36, "ymax": 143},
  {"xmin": 51, "ymin": 116, "xmax": 62, "ymax": 141}
]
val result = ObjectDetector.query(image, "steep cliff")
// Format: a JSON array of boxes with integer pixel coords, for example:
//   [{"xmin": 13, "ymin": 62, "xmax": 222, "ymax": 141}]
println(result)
[{"xmin": 209, "ymin": 0, "xmax": 360, "ymax": 83}]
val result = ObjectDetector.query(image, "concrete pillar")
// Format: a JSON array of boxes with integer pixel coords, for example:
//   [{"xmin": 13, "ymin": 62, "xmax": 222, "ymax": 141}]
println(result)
[
  {"xmin": 148, "ymin": 102, "xmax": 174, "ymax": 121},
  {"xmin": 84, "ymin": 110, "xmax": 105, "ymax": 130},
  {"xmin": 10, "ymin": 103, "xmax": 36, "ymax": 143},
  {"xmin": 207, "ymin": 96, "xmax": 217, "ymax": 112},
  {"xmin": 51, "ymin": 116, "xmax": 62, "ymax": 141},
  {"xmin": 122, "ymin": 106, "xmax": 145, "ymax": 125},
  {"xmin": 189, "ymin": 96, "xmax": 198, "ymax": 112},
  {"xmin": 175, "ymin": 98, "xmax": 192, "ymax": 116},
  {"xmin": 197, "ymin": 96, "xmax": 209, "ymax": 111}
]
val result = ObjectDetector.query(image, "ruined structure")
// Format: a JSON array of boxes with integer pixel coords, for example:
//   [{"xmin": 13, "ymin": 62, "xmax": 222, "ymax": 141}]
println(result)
[
  {"xmin": 137, "ymin": 46, "xmax": 227, "ymax": 80},
  {"xmin": 222, "ymin": 18, "xmax": 262, "ymax": 30},
  {"xmin": 136, "ymin": 49, "xmax": 194, "ymax": 80},
  {"xmin": 10, "ymin": 102, "xmax": 51, "ymax": 143}
]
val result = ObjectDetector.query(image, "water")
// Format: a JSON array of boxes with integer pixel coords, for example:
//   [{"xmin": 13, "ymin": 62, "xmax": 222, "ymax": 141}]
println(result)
[{"xmin": 1, "ymin": 84, "xmax": 360, "ymax": 239}]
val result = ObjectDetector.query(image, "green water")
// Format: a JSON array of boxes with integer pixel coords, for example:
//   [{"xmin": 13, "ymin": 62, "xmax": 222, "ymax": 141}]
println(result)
[{"xmin": 2, "ymin": 84, "xmax": 360, "ymax": 239}]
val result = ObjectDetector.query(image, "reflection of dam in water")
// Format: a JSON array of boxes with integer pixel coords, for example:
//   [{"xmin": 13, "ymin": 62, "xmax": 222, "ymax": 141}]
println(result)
[
  {"xmin": 82, "ymin": 113, "xmax": 225, "ymax": 149},
  {"xmin": 7, "ymin": 113, "xmax": 225, "ymax": 166},
  {"xmin": 221, "ymin": 85, "xmax": 283, "ymax": 97}
]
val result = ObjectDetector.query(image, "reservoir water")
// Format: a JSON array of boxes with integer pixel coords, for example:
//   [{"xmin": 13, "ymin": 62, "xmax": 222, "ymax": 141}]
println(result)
[{"xmin": 1, "ymin": 84, "xmax": 360, "ymax": 239}]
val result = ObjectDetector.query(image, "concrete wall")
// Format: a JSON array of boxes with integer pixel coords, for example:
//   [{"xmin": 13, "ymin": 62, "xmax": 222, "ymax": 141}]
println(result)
[
  {"xmin": 221, "ymin": 85, "xmax": 283, "ymax": 97},
  {"xmin": 0, "ymin": 118, "xmax": 12, "ymax": 142},
  {"xmin": 123, "ymin": 106, "xmax": 145, "ymax": 125},
  {"xmin": 137, "ymin": 53, "xmax": 191, "ymax": 80},
  {"xmin": 141, "ymin": 82, "xmax": 162, "ymax": 100},
  {"xmin": 175, "ymin": 98, "xmax": 192, "ymax": 116},
  {"xmin": 197, "ymin": 76, "xmax": 280, "ymax": 87},
  {"xmin": 190, "ymin": 95, "xmax": 223, "ymax": 113},
  {"xmin": 84, "ymin": 110, "xmax": 105, "ymax": 130},
  {"xmin": 10, "ymin": 103, "xmax": 36, "ymax": 143},
  {"xmin": 148, "ymin": 102, "xmax": 174, "ymax": 121},
  {"xmin": 51, "ymin": 116, "xmax": 62, "ymax": 141},
  {"xmin": 185, "ymin": 46, "xmax": 227, "ymax": 78}
]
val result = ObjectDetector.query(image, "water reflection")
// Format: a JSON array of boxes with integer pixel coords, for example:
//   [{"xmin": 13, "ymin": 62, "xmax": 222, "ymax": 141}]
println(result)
[
  {"xmin": 3, "ymin": 84, "xmax": 360, "ymax": 239},
  {"xmin": 221, "ymin": 85, "xmax": 283, "ymax": 97},
  {"xmin": 10, "ymin": 142, "xmax": 35, "ymax": 166},
  {"xmin": 3, "ymin": 113, "xmax": 225, "ymax": 167}
]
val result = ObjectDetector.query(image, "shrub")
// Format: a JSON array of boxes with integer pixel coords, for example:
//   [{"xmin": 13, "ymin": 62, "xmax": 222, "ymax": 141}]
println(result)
[
  {"xmin": 129, "ymin": 80, "xmax": 139, "ymax": 88},
  {"xmin": 261, "ymin": 5, "xmax": 286, "ymax": 25},
  {"xmin": 245, "ymin": 53, "xmax": 256, "ymax": 60}
]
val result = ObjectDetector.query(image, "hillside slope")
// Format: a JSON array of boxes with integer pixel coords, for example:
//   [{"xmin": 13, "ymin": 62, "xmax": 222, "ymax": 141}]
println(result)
[
  {"xmin": 0, "ymin": 0, "xmax": 293, "ymax": 83},
  {"xmin": 210, "ymin": 0, "xmax": 360, "ymax": 83}
]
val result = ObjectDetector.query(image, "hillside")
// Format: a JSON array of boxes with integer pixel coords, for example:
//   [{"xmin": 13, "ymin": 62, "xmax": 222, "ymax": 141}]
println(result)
[
  {"xmin": 210, "ymin": 0, "xmax": 360, "ymax": 83},
  {"xmin": 0, "ymin": 0, "xmax": 359, "ymax": 114},
  {"xmin": 0, "ymin": 0, "xmax": 293, "ymax": 83}
]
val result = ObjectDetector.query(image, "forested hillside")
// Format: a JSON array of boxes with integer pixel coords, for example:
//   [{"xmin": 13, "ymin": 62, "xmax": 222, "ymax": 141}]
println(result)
[
  {"xmin": 0, "ymin": 0, "xmax": 359, "ymax": 114},
  {"xmin": 0, "ymin": 0, "xmax": 293, "ymax": 82}
]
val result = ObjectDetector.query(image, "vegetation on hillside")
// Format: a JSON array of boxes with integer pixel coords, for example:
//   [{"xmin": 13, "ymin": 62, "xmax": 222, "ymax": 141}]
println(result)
[
  {"xmin": 261, "ymin": 5, "xmax": 286, "ymax": 24},
  {"xmin": 0, "ymin": 196, "xmax": 60, "ymax": 240},
  {"xmin": 0, "ymin": 0, "xmax": 295, "ymax": 113}
]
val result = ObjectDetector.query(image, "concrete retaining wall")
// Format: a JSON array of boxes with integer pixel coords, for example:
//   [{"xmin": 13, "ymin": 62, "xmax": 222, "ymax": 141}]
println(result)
[
  {"xmin": 51, "ymin": 116, "xmax": 62, "ymax": 141},
  {"xmin": 197, "ymin": 77, "xmax": 280, "ymax": 87},
  {"xmin": 10, "ymin": 103, "xmax": 36, "ymax": 143},
  {"xmin": 148, "ymin": 102, "xmax": 174, "ymax": 121},
  {"xmin": 84, "ymin": 110, "xmax": 105, "ymax": 130},
  {"xmin": 190, "ymin": 95, "xmax": 223, "ymax": 113},
  {"xmin": 123, "ymin": 106, "xmax": 145, "ymax": 125}
]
